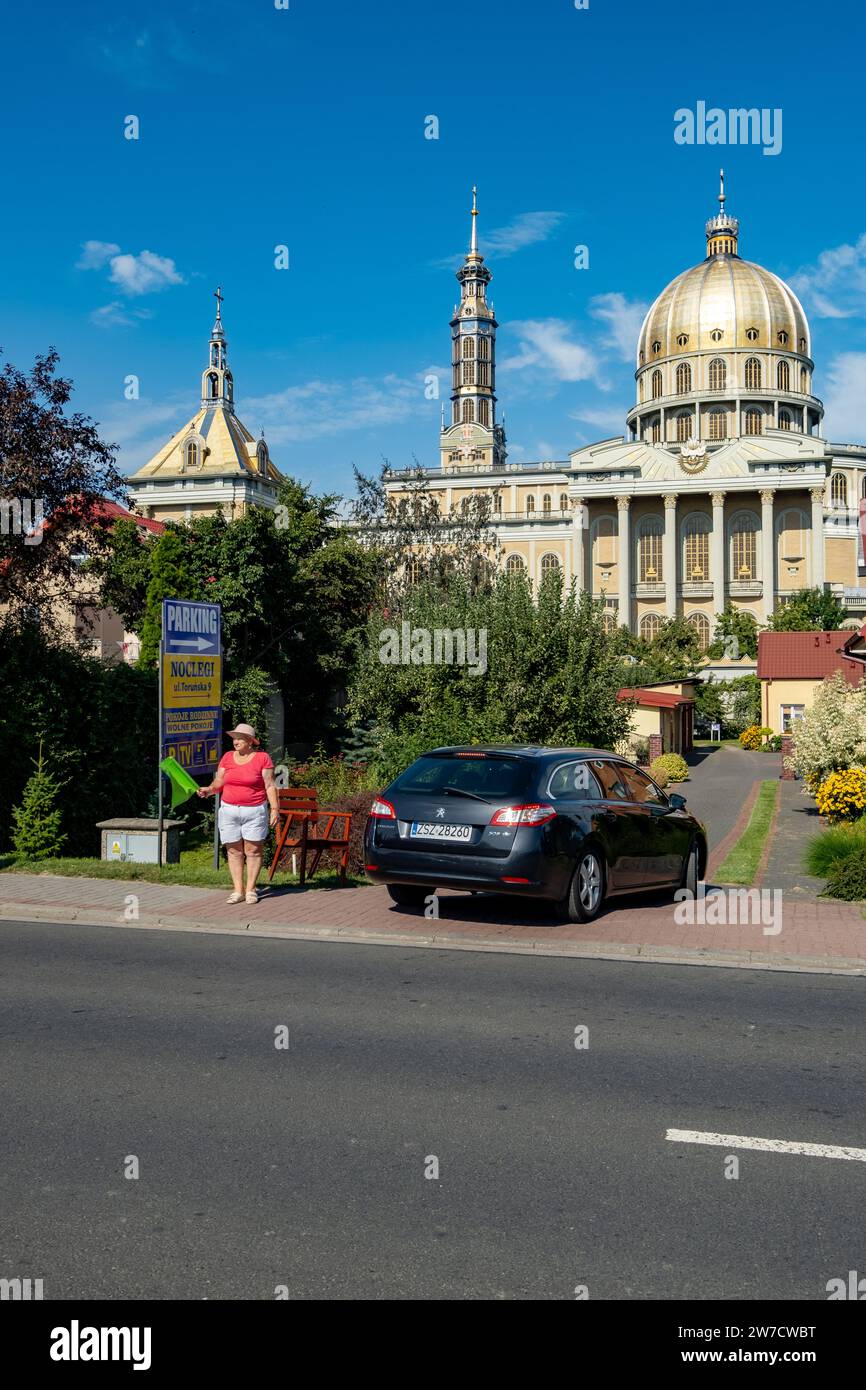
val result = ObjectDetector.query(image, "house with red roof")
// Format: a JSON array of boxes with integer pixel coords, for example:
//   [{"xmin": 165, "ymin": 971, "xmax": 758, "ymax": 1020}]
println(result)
[
  {"xmin": 617, "ymin": 680, "xmax": 698, "ymax": 755},
  {"xmin": 757, "ymin": 627, "xmax": 866, "ymax": 733}
]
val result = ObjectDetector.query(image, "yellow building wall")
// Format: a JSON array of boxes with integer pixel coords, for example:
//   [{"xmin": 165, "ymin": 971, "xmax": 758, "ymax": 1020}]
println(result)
[
  {"xmin": 825, "ymin": 537, "xmax": 857, "ymax": 587},
  {"xmin": 761, "ymin": 678, "xmax": 823, "ymax": 730}
]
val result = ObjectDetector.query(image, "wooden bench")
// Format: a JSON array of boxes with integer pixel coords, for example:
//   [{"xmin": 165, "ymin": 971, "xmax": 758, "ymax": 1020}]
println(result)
[{"xmin": 267, "ymin": 787, "xmax": 352, "ymax": 887}]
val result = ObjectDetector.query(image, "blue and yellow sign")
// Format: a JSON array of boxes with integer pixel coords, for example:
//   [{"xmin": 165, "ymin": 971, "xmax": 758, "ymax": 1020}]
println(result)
[{"xmin": 161, "ymin": 600, "xmax": 222, "ymax": 773}]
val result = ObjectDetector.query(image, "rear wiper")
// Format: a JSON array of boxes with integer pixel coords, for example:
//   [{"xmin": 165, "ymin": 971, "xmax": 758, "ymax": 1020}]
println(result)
[{"xmin": 439, "ymin": 785, "xmax": 491, "ymax": 803}]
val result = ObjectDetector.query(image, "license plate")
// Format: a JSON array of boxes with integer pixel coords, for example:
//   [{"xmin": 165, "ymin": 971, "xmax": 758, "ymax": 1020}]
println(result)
[{"xmin": 410, "ymin": 821, "xmax": 472, "ymax": 841}]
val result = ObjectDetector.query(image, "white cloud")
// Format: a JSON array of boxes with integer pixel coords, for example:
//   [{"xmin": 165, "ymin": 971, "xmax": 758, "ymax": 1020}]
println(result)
[
  {"xmin": 570, "ymin": 404, "xmax": 628, "ymax": 435},
  {"xmin": 90, "ymin": 301, "xmax": 153, "ymax": 328},
  {"xmin": 589, "ymin": 292, "xmax": 650, "ymax": 361},
  {"xmin": 822, "ymin": 353, "xmax": 866, "ymax": 444},
  {"xmin": 108, "ymin": 250, "xmax": 183, "ymax": 295},
  {"xmin": 244, "ymin": 372, "xmax": 436, "ymax": 443},
  {"xmin": 790, "ymin": 233, "xmax": 866, "ymax": 318},
  {"xmin": 500, "ymin": 318, "xmax": 600, "ymax": 383},
  {"xmin": 436, "ymin": 210, "xmax": 565, "ymax": 267},
  {"xmin": 76, "ymin": 240, "xmax": 121, "ymax": 270}
]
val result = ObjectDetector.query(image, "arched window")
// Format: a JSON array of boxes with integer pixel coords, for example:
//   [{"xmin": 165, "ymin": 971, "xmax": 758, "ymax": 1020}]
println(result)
[
  {"xmin": 462, "ymin": 359, "xmax": 475, "ymax": 385},
  {"xmin": 676, "ymin": 412, "xmax": 693, "ymax": 442},
  {"xmin": 651, "ymin": 418, "xmax": 661, "ymax": 443},
  {"xmin": 478, "ymin": 398, "xmax": 489, "ymax": 426},
  {"xmin": 462, "ymin": 399, "xmax": 474, "ymax": 423},
  {"xmin": 683, "ymin": 513, "xmax": 710, "ymax": 581},
  {"xmin": 407, "ymin": 556, "xmax": 422, "ymax": 586},
  {"xmin": 542, "ymin": 494, "xmax": 552, "ymax": 514},
  {"xmin": 778, "ymin": 331, "xmax": 789, "ymax": 346},
  {"xmin": 525, "ymin": 495, "xmax": 536, "ymax": 515},
  {"xmin": 257, "ymin": 444, "xmax": 268, "ymax": 475},
  {"xmin": 730, "ymin": 512, "xmax": 759, "ymax": 580},
  {"xmin": 777, "ymin": 360, "xmax": 790, "ymax": 391},
  {"xmin": 184, "ymin": 440, "xmax": 199, "ymax": 471},
  {"xmin": 709, "ymin": 409, "xmax": 727, "ymax": 441},
  {"xmin": 506, "ymin": 554, "xmax": 525, "ymax": 573},
  {"xmin": 676, "ymin": 362, "xmax": 692, "ymax": 394},
  {"xmin": 210, "ymin": 344, "xmax": 219, "ymax": 366},
  {"xmin": 708, "ymin": 357, "xmax": 726, "ymax": 391},
  {"xmin": 640, "ymin": 613, "xmax": 661, "ymax": 642},
  {"xmin": 540, "ymin": 553, "xmax": 561, "ymax": 579},
  {"xmin": 831, "ymin": 473, "xmax": 848, "ymax": 509},
  {"xmin": 745, "ymin": 408, "xmax": 763, "ymax": 436},
  {"xmin": 207, "ymin": 373, "xmax": 219, "ymax": 399},
  {"xmin": 687, "ymin": 611, "xmax": 711, "ymax": 651},
  {"xmin": 560, "ymin": 493, "xmax": 568, "ymax": 512},
  {"xmin": 746, "ymin": 327, "xmax": 759, "ymax": 343},
  {"xmin": 639, "ymin": 376, "xmax": 644, "ymax": 403},
  {"xmin": 225, "ymin": 374, "xmax": 233, "ymax": 401},
  {"xmin": 592, "ymin": 515, "xmax": 617, "ymax": 571},
  {"xmin": 637, "ymin": 515, "xmax": 663, "ymax": 583},
  {"xmin": 778, "ymin": 409, "xmax": 792, "ymax": 431},
  {"xmin": 478, "ymin": 337, "xmax": 489, "ymax": 361},
  {"xmin": 710, "ymin": 328, "xmax": 724, "ymax": 343},
  {"xmin": 800, "ymin": 367, "xmax": 809, "ymax": 393},
  {"xmin": 651, "ymin": 369, "xmax": 662, "ymax": 399},
  {"xmin": 602, "ymin": 611, "xmax": 616, "ymax": 634},
  {"xmin": 745, "ymin": 357, "xmax": 762, "ymax": 389},
  {"xmin": 462, "ymin": 337, "xmax": 475, "ymax": 359}
]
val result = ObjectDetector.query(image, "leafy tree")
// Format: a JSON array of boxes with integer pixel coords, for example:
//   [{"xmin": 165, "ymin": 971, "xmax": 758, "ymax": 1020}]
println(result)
[
  {"xmin": 707, "ymin": 603, "xmax": 759, "ymax": 660},
  {"xmin": 767, "ymin": 588, "xmax": 847, "ymax": 632},
  {"xmin": 638, "ymin": 616, "xmax": 703, "ymax": 681},
  {"xmin": 137, "ymin": 527, "xmax": 198, "ymax": 668},
  {"xmin": 348, "ymin": 568, "xmax": 634, "ymax": 783},
  {"xmin": 0, "ymin": 350, "xmax": 125, "ymax": 625},
  {"xmin": 10, "ymin": 740, "xmax": 68, "ymax": 859},
  {"xmin": 787, "ymin": 671, "xmax": 866, "ymax": 786},
  {"xmin": 91, "ymin": 516, "xmax": 155, "ymax": 633},
  {"xmin": 726, "ymin": 674, "xmax": 762, "ymax": 734},
  {"xmin": 349, "ymin": 459, "xmax": 501, "ymax": 604}
]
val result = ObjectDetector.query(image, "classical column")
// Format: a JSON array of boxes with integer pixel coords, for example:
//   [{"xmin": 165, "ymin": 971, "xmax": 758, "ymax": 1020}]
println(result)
[
  {"xmin": 760, "ymin": 488, "xmax": 776, "ymax": 624},
  {"xmin": 663, "ymin": 494, "xmax": 677, "ymax": 618},
  {"xmin": 617, "ymin": 496, "xmax": 631, "ymax": 630},
  {"xmin": 711, "ymin": 490, "xmax": 726, "ymax": 617},
  {"xmin": 571, "ymin": 496, "xmax": 586, "ymax": 593},
  {"xmin": 811, "ymin": 485, "xmax": 825, "ymax": 589}
]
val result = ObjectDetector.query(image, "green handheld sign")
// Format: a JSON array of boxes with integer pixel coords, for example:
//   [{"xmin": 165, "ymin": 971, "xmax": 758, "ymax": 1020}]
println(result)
[{"xmin": 159, "ymin": 756, "xmax": 201, "ymax": 809}]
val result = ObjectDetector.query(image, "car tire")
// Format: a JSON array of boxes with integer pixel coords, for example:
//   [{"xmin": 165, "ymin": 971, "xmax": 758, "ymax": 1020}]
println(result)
[
  {"xmin": 680, "ymin": 843, "xmax": 699, "ymax": 898},
  {"xmin": 386, "ymin": 884, "xmax": 432, "ymax": 908},
  {"xmin": 557, "ymin": 848, "xmax": 605, "ymax": 924}
]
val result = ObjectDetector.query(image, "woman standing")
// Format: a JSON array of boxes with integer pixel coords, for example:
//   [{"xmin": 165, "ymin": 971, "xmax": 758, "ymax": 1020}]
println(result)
[{"xmin": 198, "ymin": 723, "xmax": 279, "ymax": 905}]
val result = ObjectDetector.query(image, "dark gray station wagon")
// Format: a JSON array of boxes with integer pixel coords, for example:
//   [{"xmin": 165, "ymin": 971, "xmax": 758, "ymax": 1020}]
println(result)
[{"xmin": 364, "ymin": 746, "xmax": 707, "ymax": 923}]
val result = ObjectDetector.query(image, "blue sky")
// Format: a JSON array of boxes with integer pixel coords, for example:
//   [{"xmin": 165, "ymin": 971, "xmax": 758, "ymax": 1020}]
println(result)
[{"xmin": 3, "ymin": 0, "xmax": 866, "ymax": 502}]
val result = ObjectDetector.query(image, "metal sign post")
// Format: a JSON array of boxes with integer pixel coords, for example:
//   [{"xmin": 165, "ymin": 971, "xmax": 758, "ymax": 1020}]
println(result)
[
  {"xmin": 213, "ymin": 793, "xmax": 220, "ymax": 870},
  {"xmin": 157, "ymin": 635, "xmax": 164, "ymax": 868}
]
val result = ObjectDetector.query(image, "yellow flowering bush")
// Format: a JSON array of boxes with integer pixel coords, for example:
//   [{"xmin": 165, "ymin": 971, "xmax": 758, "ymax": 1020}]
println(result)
[
  {"xmin": 739, "ymin": 725, "xmax": 773, "ymax": 749},
  {"xmin": 650, "ymin": 752, "xmax": 688, "ymax": 783},
  {"xmin": 815, "ymin": 768, "xmax": 866, "ymax": 824}
]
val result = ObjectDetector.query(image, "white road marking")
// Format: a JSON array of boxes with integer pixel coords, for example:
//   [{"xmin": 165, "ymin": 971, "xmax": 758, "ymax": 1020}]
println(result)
[{"xmin": 666, "ymin": 1129, "xmax": 866, "ymax": 1162}]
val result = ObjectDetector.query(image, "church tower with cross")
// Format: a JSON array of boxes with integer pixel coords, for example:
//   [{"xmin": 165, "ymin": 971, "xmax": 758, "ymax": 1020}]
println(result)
[
  {"xmin": 127, "ymin": 288, "xmax": 282, "ymax": 523},
  {"xmin": 439, "ymin": 189, "xmax": 507, "ymax": 472}
]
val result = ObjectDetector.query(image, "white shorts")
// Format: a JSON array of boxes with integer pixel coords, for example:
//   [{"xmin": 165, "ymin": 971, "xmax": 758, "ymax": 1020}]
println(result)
[{"xmin": 218, "ymin": 800, "xmax": 270, "ymax": 845}]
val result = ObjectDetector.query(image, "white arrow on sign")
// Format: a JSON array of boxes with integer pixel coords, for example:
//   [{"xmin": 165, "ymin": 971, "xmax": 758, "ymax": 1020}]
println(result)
[{"xmin": 170, "ymin": 637, "xmax": 217, "ymax": 651}]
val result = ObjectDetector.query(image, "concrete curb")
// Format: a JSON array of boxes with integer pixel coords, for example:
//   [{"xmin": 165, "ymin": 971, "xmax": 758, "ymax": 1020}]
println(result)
[{"xmin": 2, "ymin": 902, "xmax": 864, "ymax": 976}]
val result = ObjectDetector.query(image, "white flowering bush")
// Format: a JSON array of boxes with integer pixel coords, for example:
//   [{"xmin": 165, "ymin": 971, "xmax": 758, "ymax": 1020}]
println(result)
[{"xmin": 786, "ymin": 673, "xmax": 866, "ymax": 790}]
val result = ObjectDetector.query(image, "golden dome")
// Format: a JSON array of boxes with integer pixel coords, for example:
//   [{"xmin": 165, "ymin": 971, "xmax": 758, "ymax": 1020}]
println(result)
[{"xmin": 637, "ymin": 255, "xmax": 811, "ymax": 366}]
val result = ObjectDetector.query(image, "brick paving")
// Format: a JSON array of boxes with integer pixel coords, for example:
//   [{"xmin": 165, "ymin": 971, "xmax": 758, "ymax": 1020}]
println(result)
[{"xmin": 1, "ymin": 744, "xmax": 858, "ymax": 974}]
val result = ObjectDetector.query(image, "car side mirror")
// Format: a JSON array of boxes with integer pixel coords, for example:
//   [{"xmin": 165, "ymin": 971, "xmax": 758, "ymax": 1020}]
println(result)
[{"xmin": 669, "ymin": 793, "xmax": 686, "ymax": 810}]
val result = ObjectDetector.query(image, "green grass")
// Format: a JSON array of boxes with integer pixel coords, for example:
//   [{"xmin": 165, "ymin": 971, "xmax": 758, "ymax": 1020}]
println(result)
[
  {"xmin": 803, "ymin": 818, "xmax": 866, "ymax": 879},
  {"xmin": 0, "ymin": 843, "xmax": 365, "ymax": 891},
  {"xmin": 714, "ymin": 780, "xmax": 780, "ymax": 886}
]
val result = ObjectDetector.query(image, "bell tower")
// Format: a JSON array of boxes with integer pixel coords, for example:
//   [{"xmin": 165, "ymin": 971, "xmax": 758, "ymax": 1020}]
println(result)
[
  {"xmin": 201, "ymin": 285, "xmax": 235, "ymax": 413},
  {"xmin": 439, "ymin": 189, "xmax": 506, "ymax": 471}
]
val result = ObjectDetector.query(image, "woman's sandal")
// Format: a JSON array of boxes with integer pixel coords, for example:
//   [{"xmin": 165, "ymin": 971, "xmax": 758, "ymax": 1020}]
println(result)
[
  {"xmin": 245, "ymin": 890, "xmax": 259, "ymax": 905},
  {"xmin": 226, "ymin": 891, "xmax": 244, "ymax": 904}
]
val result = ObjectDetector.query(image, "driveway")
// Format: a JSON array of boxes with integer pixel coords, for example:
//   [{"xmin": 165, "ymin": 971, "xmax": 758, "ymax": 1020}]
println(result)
[{"xmin": 680, "ymin": 744, "xmax": 776, "ymax": 849}]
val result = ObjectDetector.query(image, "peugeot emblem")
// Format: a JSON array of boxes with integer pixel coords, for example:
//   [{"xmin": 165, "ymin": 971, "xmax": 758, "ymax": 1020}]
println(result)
[{"xmin": 436, "ymin": 807, "xmax": 445, "ymax": 818}]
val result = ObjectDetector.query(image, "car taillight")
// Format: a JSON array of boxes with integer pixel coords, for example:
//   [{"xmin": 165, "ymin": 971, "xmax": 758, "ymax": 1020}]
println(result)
[
  {"xmin": 370, "ymin": 798, "xmax": 396, "ymax": 819},
  {"xmin": 490, "ymin": 803, "xmax": 556, "ymax": 827}
]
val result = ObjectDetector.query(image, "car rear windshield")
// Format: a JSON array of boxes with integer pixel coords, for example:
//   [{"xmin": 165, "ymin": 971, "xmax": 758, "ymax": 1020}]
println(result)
[{"xmin": 392, "ymin": 754, "xmax": 534, "ymax": 800}]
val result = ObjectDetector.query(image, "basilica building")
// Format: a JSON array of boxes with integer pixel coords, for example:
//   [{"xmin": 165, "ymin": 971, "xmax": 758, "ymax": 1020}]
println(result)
[
  {"xmin": 386, "ymin": 181, "xmax": 866, "ymax": 642},
  {"xmin": 126, "ymin": 290, "xmax": 282, "ymax": 523}
]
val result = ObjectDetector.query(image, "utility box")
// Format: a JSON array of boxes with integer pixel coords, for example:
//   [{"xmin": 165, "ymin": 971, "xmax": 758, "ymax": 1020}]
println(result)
[{"xmin": 96, "ymin": 818, "xmax": 185, "ymax": 864}]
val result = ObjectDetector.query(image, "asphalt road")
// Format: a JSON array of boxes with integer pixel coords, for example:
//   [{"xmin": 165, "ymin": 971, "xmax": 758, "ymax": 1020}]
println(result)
[{"xmin": 1, "ymin": 921, "xmax": 864, "ymax": 1300}]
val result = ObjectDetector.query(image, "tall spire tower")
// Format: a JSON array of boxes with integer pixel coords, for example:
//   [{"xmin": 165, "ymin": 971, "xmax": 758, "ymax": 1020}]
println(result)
[
  {"xmin": 705, "ymin": 169, "xmax": 739, "ymax": 257},
  {"xmin": 201, "ymin": 285, "xmax": 235, "ymax": 412},
  {"xmin": 440, "ymin": 188, "xmax": 506, "ymax": 470}
]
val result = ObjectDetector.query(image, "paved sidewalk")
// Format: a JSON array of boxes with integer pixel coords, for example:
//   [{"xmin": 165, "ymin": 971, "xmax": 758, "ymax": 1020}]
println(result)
[
  {"xmin": 1, "ymin": 869, "xmax": 863, "ymax": 975},
  {"xmin": 760, "ymin": 779, "xmax": 826, "ymax": 899}
]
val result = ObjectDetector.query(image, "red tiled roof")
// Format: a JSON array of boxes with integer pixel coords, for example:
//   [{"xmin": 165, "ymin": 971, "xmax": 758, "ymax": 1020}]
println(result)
[
  {"xmin": 90, "ymin": 500, "xmax": 165, "ymax": 535},
  {"xmin": 757, "ymin": 630, "xmax": 864, "ymax": 684},
  {"xmin": 617, "ymin": 687, "xmax": 693, "ymax": 708}
]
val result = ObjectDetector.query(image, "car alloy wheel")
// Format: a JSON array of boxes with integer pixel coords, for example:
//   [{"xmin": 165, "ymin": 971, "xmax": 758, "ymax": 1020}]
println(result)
[
  {"xmin": 681, "ymin": 844, "xmax": 699, "ymax": 898},
  {"xmin": 577, "ymin": 852, "xmax": 602, "ymax": 915}
]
